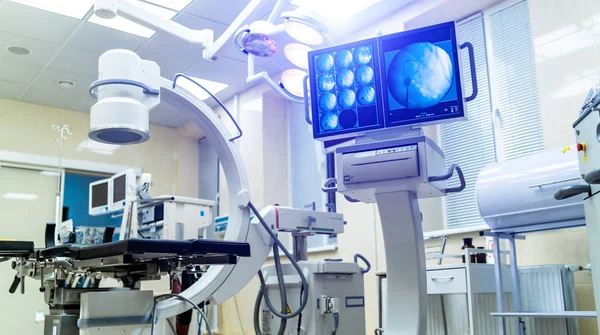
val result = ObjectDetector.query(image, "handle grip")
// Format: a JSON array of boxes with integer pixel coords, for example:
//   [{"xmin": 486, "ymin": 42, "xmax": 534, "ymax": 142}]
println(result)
[
  {"xmin": 554, "ymin": 185, "xmax": 591, "ymax": 200},
  {"xmin": 585, "ymin": 167, "xmax": 600, "ymax": 184},
  {"xmin": 9, "ymin": 275, "xmax": 20, "ymax": 294},
  {"xmin": 303, "ymin": 74, "xmax": 312, "ymax": 125},
  {"xmin": 460, "ymin": 42, "xmax": 478, "ymax": 102},
  {"xmin": 322, "ymin": 178, "xmax": 337, "ymax": 193},
  {"xmin": 354, "ymin": 253, "xmax": 371, "ymax": 274},
  {"xmin": 429, "ymin": 164, "xmax": 467, "ymax": 193},
  {"xmin": 431, "ymin": 276, "xmax": 455, "ymax": 282}
]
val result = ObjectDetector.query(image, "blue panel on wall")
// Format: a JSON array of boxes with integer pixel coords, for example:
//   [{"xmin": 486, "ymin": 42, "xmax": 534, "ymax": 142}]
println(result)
[{"xmin": 63, "ymin": 173, "xmax": 121, "ymax": 228}]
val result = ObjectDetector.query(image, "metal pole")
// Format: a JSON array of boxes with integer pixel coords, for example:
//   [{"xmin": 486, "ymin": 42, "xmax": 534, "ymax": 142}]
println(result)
[
  {"xmin": 508, "ymin": 236, "xmax": 525, "ymax": 335},
  {"xmin": 293, "ymin": 233, "xmax": 308, "ymax": 261},
  {"xmin": 492, "ymin": 234, "xmax": 505, "ymax": 334}
]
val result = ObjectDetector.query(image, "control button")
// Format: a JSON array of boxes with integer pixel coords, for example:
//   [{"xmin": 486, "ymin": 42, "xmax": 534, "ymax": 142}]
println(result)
[{"xmin": 577, "ymin": 143, "xmax": 587, "ymax": 152}]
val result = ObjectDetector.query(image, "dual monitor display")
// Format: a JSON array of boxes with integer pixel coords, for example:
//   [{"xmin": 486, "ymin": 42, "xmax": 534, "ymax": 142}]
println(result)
[{"xmin": 309, "ymin": 22, "xmax": 465, "ymax": 140}]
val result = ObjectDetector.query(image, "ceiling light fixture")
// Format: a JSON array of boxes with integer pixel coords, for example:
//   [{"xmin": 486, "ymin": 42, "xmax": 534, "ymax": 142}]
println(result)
[
  {"xmin": 2, "ymin": 193, "xmax": 39, "ymax": 200},
  {"xmin": 8, "ymin": 0, "xmax": 94, "ymax": 19},
  {"xmin": 57, "ymin": 80, "xmax": 75, "ymax": 88},
  {"xmin": 89, "ymin": 1, "xmax": 177, "ymax": 38},
  {"xmin": 142, "ymin": 0, "xmax": 192, "ymax": 11},
  {"xmin": 6, "ymin": 45, "xmax": 31, "ymax": 56},
  {"xmin": 290, "ymin": 0, "xmax": 380, "ymax": 23}
]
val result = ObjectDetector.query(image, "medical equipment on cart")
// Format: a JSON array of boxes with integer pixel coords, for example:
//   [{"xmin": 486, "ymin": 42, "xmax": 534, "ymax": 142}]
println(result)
[
  {"xmin": 556, "ymin": 86, "xmax": 600, "ymax": 332},
  {"xmin": 305, "ymin": 21, "xmax": 477, "ymax": 334}
]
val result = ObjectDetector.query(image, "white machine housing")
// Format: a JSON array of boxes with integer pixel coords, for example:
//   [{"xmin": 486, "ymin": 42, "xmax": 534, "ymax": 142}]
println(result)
[
  {"xmin": 270, "ymin": 206, "xmax": 344, "ymax": 234},
  {"xmin": 261, "ymin": 261, "xmax": 365, "ymax": 334},
  {"xmin": 573, "ymin": 106, "xmax": 600, "ymax": 332},
  {"xmin": 477, "ymin": 146, "xmax": 585, "ymax": 230},
  {"xmin": 145, "ymin": 196, "xmax": 215, "ymax": 240},
  {"xmin": 336, "ymin": 135, "xmax": 447, "ymax": 203},
  {"xmin": 89, "ymin": 49, "xmax": 160, "ymax": 144}
]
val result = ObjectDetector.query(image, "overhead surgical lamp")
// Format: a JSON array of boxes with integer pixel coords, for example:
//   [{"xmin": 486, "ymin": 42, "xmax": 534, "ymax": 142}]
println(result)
[
  {"xmin": 91, "ymin": 0, "xmax": 332, "ymax": 103},
  {"xmin": 236, "ymin": 5, "xmax": 333, "ymax": 102}
]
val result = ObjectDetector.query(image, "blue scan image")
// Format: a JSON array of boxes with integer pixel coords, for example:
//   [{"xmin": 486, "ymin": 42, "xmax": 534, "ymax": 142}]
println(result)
[
  {"xmin": 335, "ymin": 50, "xmax": 353, "ymax": 69},
  {"xmin": 357, "ymin": 86, "xmax": 376, "ymax": 106},
  {"xmin": 338, "ymin": 109, "xmax": 358, "ymax": 129},
  {"xmin": 321, "ymin": 112, "xmax": 338, "ymax": 131},
  {"xmin": 354, "ymin": 46, "xmax": 372, "ymax": 65},
  {"xmin": 319, "ymin": 92, "xmax": 337, "ymax": 112},
  {"xmin": 317, "ymin": 54, "xmax": 334, "ymax": 72},
  {"xmin": 336, "ymin": 69, "xmax": 354, "ymax": 88},
  {"xmin": 387, "ymin": 42, "xmax": 453, "ymax": 109},
  {"xmin": 338, "ymin": 89, "xmax": 356, "ymax": 109},
  {"xmin": 318, "ymin": 73, "xmax": 336, "ymax": 92},
  {"xmin": 355, "ymin": 66, "xmax": 374, "ymax": 85}
]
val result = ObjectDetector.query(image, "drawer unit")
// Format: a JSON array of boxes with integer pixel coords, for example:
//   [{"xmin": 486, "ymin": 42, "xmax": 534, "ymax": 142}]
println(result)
[{"xmin": 426, "ymin": 268, "xmax": 467, "ymax": 295}]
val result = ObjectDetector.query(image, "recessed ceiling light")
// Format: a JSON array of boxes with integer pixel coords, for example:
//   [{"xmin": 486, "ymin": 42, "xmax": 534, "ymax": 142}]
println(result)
[
  {"xmin": 88, "ymin": 1, "xmax": 176, "ymax": 38},
  {"xmin": 7, "ymin": 46, "xmax": 31, "ymax": 56},
  {"xmin": 291, "ymin": 0, "xmax": 380, "ymax": 23},
  {"xmin": 57, "ymin": 80, "xmax": 75, "ymax": 88},
  {"xmin": 2, "ymin": 193, "xmax": 39, "ymax": 200},
  {"xmin": 142, "ymin": 0, "xmax": 193, "ymax": 11},
  {"xmin": 9, "ymin": 0, "xmax": 94, "ymax": 19},
  {"xmin": 176, "ymin": 76, "xmax": 229, "ymax": 101}
]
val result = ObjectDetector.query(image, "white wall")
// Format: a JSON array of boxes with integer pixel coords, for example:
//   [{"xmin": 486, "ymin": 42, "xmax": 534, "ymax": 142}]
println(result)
[{"xmin": 0, "ymin": 99, "xmax": 200, "ymax": 197}]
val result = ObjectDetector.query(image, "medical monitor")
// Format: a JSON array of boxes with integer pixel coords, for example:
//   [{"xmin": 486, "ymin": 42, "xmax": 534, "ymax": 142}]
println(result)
[
  {"xmin": 379, "ymin": 22, "xmax": 464, "ymax": 128},
  {"xmin": 111, "ymin": 169, "xmax": 136, "ymax": 212},
  {"xmin": 89, "ymin": 178, "xmax": 112, "ymax": 216},
  {"xmin": 308, "ymin": 38, "xmax": 385, "ymax": 140},
  {"xmin": 308, "ymin": 21, "xmax": 466, "ymax": 141}
]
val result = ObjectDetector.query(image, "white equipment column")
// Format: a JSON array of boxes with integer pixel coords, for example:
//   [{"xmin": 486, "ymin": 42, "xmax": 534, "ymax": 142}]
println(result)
[
  {"xmin": 334, "ymin": 132, "xmax": 465, "ymax": 334},
  {"xmin": 376, "ymin": 191, "xmax": 427, "ymax": 333}
]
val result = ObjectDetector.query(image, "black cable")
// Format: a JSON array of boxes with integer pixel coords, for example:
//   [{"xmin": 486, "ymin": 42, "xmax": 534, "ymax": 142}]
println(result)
[
  {"xmin": 297, "ymin": 285, "xmax": 304, "ymax": 335},
  {"xmin": 248, "ymin": 202, "xmax": 309, "ymax": 319},
  {"xmin": 172, "ymin": 73, "xmax": 243, "ymax": 141},
  {"xmin": 150, "ymin": 293, "xmax": 211, "ymax": 335},
  {"xmin": 252, "ymin": 247, "xmax": 287, "ymax": 335}
]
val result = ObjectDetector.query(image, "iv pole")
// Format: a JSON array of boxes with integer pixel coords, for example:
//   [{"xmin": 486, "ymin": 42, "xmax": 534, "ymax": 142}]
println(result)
[{"xmin": 52, "ymin": 124, "xmax": 72, "ymax": 243}]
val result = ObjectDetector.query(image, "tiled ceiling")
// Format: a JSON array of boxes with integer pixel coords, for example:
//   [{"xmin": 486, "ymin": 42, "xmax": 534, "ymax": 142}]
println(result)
[
  {"xmin": 0, "ymin": 0, "xmax": 281, "ymax": 129},
  {"xmin": 0, "ymin": 0, "xmax": 417, "ymax": 130}
]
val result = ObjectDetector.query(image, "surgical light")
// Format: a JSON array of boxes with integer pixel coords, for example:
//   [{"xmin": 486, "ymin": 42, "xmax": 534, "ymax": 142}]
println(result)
[
  {"xmin": 88, "ymin": 50, "xmax": 160, "ymax": 145},
  {"xmin": 284, "ymin": 43, "xmax": 313, "ymax": 69},
  {"xmin": 283, "ymin": 21, "xmax": 323, "ymax": 45},
  {"xmin": 239, "ymin": 21, "xmax": 280, "ymax": 57},
  {"xmin": 281, "ymin": 69, "xmax": 308, "ymax": 98}
]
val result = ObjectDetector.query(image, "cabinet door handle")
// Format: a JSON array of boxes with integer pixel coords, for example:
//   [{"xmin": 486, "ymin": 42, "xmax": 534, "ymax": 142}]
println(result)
[{"xmin": 431, "ymin": 276, "xmax": 454, "ymax": 283}]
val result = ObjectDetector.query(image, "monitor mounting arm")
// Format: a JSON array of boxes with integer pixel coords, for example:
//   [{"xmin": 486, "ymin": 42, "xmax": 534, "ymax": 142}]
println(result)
[{"xmin": 94, "ymin": 0, "xmax": 269, "ymax": 60}]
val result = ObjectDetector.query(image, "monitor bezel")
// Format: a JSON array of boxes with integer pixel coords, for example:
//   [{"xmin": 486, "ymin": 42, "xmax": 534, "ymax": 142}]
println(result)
[
  {"xmin": 110, "ymin": 169, "xmax": 136, "ymax": 212},
  {"xmin": 308, "ymin": 37, "xmax": 385, "ymax": 140},
  {"xmin": 89, "ymin": 178, "xmax": 112, "ymax": 216}
]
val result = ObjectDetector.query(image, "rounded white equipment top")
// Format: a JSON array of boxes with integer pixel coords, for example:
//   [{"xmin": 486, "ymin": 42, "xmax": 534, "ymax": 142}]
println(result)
[{"xmin": 476, "ymin": 146, "xmax": 584, "ymax": 231}]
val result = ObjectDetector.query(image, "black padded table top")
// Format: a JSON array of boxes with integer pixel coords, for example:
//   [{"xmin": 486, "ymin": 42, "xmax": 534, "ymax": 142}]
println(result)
[
  {"xmin": 39, "ymin": 238, "xmax": 251, "ymax": 261},
  {"xmin": 0, "ymin": 241, "xmax": 34, "ymax": 257}
]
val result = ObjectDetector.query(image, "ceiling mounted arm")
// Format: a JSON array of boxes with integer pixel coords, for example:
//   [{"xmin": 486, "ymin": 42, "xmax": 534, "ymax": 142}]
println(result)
[{"xmin": 94, "ymin": 0, "xmax": 268, "ymax": 60}]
